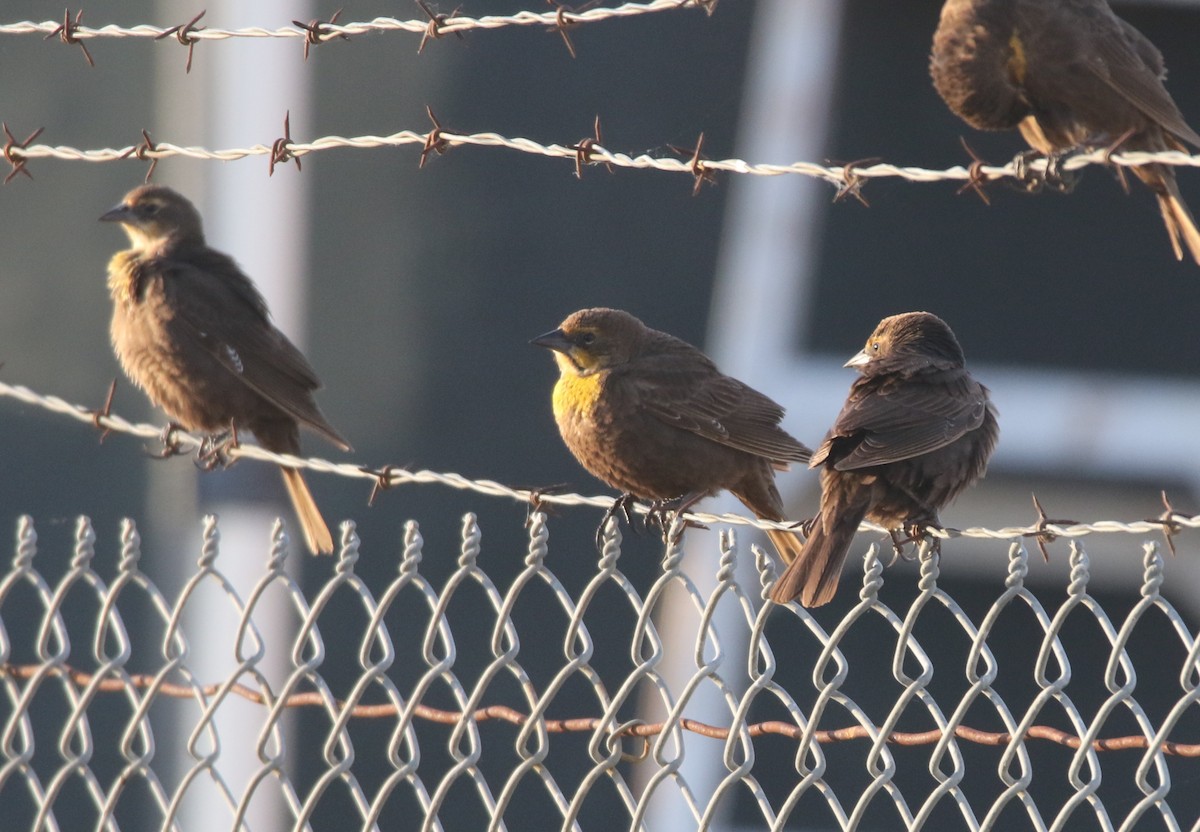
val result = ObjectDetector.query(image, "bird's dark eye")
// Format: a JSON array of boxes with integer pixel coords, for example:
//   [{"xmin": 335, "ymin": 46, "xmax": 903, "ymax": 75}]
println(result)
[
  {"xmin": 579, "ymin": 332, "xmax": 596, "ymax": 346},
  {"xmin": 142, "ymin": 202, "xmax": 160, "ymax": 216},
  {"xmin": 870, "ymin": 341, "xmax": 881, "ymax": 352}
]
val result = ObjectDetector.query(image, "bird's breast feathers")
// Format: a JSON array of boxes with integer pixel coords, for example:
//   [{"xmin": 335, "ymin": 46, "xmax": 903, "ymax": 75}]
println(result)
[
  {"xmin": 106, "ymin": 251, "xmax": 145, "ymax": 304},
  {"xmin": 552, "ymin": 369, "xmax": 606, "ymax": 424}
]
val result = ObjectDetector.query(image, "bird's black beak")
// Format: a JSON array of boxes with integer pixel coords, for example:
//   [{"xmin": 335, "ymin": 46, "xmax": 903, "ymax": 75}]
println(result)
[
  {"xmin": 99, "ymin": 203, "xmax": 132, "ymax": 223},
  {"xmin": 530, "ymin": 328, "xmax": 573, "ymax": 353}
]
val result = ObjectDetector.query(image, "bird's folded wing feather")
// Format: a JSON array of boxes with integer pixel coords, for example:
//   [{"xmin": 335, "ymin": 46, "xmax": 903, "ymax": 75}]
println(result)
[
  {"xmin": 632, "ymin": 355, "xmax": 811, "ymax": 463},
  {"xmin": 160, "ymin": 257, "xmax": 349, "ymax": 449},
  {"xmin": 1088, "ymin": 22, "xmax": 1200, "ymax": 146},
  {"xmin": 829, "ymin": 374, "xmax": 987, "ymax": 470}
]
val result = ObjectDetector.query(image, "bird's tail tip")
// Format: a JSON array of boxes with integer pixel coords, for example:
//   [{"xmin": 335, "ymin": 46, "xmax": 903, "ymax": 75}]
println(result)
[{"xmin": 281, "ymin": 466, "xmax": 336, "ymax": 555}]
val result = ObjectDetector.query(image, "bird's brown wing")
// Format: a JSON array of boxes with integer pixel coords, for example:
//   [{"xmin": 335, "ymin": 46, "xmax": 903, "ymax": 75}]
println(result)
[
  {"xmin": 1087, "ymin": 17, "xmax": 1200, "ymax": 146},
  {"xmin": 159, "ymin": 254, "xmax": 350, "ymax": 450},
  {"xmin": 822, "ymin": 372, "xmax": 988, "ymax": 471},
  {"xmin": 630, "ymin": 353, "xmax": 811, "ymax": 464}
]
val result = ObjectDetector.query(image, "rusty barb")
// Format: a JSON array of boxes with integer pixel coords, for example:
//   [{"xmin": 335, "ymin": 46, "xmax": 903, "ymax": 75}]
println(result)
[
  {"xmin": 2, "ymin": 123, "xmax": 44, "ymax": 184},
  {"xmin": 153, "ymin": 10, "xmax": 206, "ymax": 73},
  {"xmin": 419, "ymin": 106, "xmax": 452, "ymax": 169},
  {"xmin": 668, "ymin": 132, "xmax": 717, "ymax": 196},
  {"xmin": 1025, "ymin": 493, "xmax": 1078, "ymax": 563},
  {"xmin": 294, "ymin": 8, "xmax": 349, "ymax": 61},
  {"xmin": 1149, "ymin": 490, "xmax": 1187, "ymax": 557},
  {"xmin": 7, "ymin": 659, "xmax": 1200, "ymax": 756},
  {"xmin": 830, "ymin": 157, "xmax": 881, "ymax": 207},
  {"xmin": 45, "ymin": 9, "xmax": 94, "ymax": 66},
  {"xmin": 569, "ymin": 115, "xmax": 614, "ymax": 179},
  {"xmin": 416, "ymin": 0, "xmax": 465, "ymax": 55},
  {"xmin": 117, "ymin": 129, "xmax": 160, "ymax": 182},
  {"xmin": 956, "ymin": 137, "xmax": 992, "ymax": 205},
  {"xmin": 546, "ymin": 0, "xmax": 602, "ymax": 58},
  {"xmin": 268, "ymin": 111, "xmax": 301, "ymax": 176}
]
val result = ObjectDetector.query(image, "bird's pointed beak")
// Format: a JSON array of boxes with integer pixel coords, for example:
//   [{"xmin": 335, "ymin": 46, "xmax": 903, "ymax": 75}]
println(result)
[
  {"xmin": 99, "ymin": 203, "xmax": 132, "ymax": 223},
  {"xmin": 844, "ymin": 349, "xmax": 870, "ymax": 368},
  {"xmin": 530, "ymin": 328, "xmax": 572, "ymax": 353}
]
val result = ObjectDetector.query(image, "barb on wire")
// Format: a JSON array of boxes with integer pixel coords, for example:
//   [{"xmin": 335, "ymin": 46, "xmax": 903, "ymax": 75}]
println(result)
[
  {"xmin": 4, "ymin": 660, "xmax": 1198, "ymax": 755},
  {"xmin": 268, "ymin": 111, "xmax": 301, "ymax": 176},
  {"xmin": 668, "ymin": 132, "xmax": 717, "ymax": 196},
  {"xmin": 294, "ymin": 8, "xmax": 348, "ymax": 60},
  {"xmin": 1150, "ymin": 490, "xmax": 1187, "ymax": 557},
  {"xmin": 569, "ymin": 115, "xmax": 613, "ymax": 178},
  {"xmin": 2, "ymin": 123, "xmax": 44, "ymax": 184},
  {"xmin": 548, "ymin": 1, "xmax": 603, "ymax": 58},
  {"xmin": 416, "ymin": 0, "xmax": 465, "ymax": 54},
  {"xmin": 153, "ymin": 10, "xmax": 206, "ymax": 72},
  {"xmin": 45, "ymin": 9, "xmax": 94, "ymax": 66},
  {"xmin": 1, "ymin": 376, "xmax": 1199, "ymax": 545},
  {"xmin": 122, "ymin": 128, "xmax": 160, "ymax": 181},
  {"xmin": 830, "ymin": 156, "xmax": 881, "ymax": 206},
  {"xmin": 419, "ymin": 106, "xmax": 451, "ymax": 168}
]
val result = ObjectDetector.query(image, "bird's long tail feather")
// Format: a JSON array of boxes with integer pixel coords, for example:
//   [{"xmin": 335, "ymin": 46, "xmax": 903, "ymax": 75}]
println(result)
[
  {"xmin": 770, "ymin": 486, "xmax": 872, "ymax": 607},
  {"xmin": 281, "ymin": 466, "xmax": 335, "ymax": 555},
  {"xmin": 1140, "ymin": 163, "xmax": 1200, "ymax": 265}
]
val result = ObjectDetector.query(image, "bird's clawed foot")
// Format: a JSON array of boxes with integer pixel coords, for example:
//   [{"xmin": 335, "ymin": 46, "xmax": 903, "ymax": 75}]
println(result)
[
  {"xmin": 1012, "ymin": 149, "xmax": 1081, "ymax": 194},
  {"xmin": 149, "ymin": 422, "xmax": 187, "ymax": 459},
  {"xmin": 646, "ymin": 492, "xmax": 708, "ymax": 545},
  {"xmin": 887, "ymin": 520, "xmax": 943, "ymax": 566},
  {"xmin": 596, "ymin": 492, "xmax": 639, "ymax": 549},
  {"xmin": 194, "ymin": 422, "xmax": 240, "ymax": 471}
]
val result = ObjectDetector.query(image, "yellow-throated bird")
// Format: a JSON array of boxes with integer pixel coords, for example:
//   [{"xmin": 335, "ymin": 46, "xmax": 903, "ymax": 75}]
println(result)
[
  {"xmin": 770, "ymin": 312, "xmax": 998, "ymax": 607},
  {"xmin": 931, "ymin": 0, "xmax": 1200, "ymax": 264},
  {"xmin": 101, "ymin": 185, "xmax": 350, "ymax": 555},
  {"xmin": 532, "ymin": 307, "xmax": 811, "ymax": 563}
]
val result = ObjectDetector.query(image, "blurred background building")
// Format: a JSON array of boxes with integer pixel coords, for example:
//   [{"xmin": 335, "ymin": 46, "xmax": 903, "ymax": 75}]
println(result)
[{"xmin": 2, "ymin": 0, "xmax": 1199, "ymax": 829}]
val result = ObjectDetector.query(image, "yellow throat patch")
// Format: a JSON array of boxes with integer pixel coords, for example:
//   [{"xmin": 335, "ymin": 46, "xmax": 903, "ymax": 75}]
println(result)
[{"xmin": 552, "ymin": 361, "xmax": 606, "ymax": 423}]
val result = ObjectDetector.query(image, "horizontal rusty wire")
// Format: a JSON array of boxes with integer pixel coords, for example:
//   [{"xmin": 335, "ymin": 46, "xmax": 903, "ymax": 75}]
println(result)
[
  {"xmin": 0, "ymin": 1, "xmax": 707, "ymax": 43},
  {"xmin": 4, "ymin": 119, "xmax": 1200, "ymax": 189},
  {"xmin": 5, "ymin": 658, "xmax": 1200, "ymax": 756},
  {"xmin": 0, "ymin": 376, "xmax": 1197, "ymax": 546}
]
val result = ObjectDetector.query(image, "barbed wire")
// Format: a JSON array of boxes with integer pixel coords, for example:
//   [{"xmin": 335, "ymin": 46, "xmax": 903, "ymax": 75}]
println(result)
[
  {"xmin": 0, "ymin": 2, "xmax": 712, "ymax": 47},
  {"xmin": 1, "ymin": 376, "xmax": 1196, "ymax": 547},
  {"xmin": 5, "ymin": 115, "xmax": 1199, "ymax": 191},
  {"xmin": 4, "ymin": 660, "xmax": 1196, "ymax": 757}
]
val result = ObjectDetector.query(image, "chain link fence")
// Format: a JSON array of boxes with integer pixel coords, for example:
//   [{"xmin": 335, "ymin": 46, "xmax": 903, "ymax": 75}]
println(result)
[{"xmin": 2, "ymin": 504, "xmax": 1198, "ymax": 831}]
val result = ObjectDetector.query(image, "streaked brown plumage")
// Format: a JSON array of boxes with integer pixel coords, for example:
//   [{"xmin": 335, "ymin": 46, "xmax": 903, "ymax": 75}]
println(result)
[
  {"xmin": 930, "ymin": 0, "xmax": 1200, "ymax": 264},
  {"xmin": 770, "ymin": 312, "xmax": 998, "ymax": 608},
  {"xmin": 532, "ymin": 308, "xmax": 811, "ymax": 563},
  {"xmin": 101, "ymin": 185, "xmax": 350, "ymax": 555}
]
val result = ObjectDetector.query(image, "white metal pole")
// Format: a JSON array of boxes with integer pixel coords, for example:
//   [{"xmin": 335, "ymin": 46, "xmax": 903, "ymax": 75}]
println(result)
[
  {"xmin": 643, "ymin": 2, "xmax": 846, "ymax": 829},
  {"xmin": 154, "ymin": 2, "xmax": 311, "ymax": 829}
]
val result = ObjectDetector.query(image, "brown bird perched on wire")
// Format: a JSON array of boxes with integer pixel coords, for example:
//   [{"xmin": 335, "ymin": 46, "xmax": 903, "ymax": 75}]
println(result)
[
  {"xmin": 100, "ymin": 184, "xmax": 351, "ymax": 555},
  {"xmin": 532, "ymin": 307, "xmax": 812, "ymax": 562},
  {"xmin": 770, "ymin": 312, "xmax": 998, "ymax": 608},
  {"xmin": 930, "ymin": 0, "xmax": 1200, "ymax": 264}
]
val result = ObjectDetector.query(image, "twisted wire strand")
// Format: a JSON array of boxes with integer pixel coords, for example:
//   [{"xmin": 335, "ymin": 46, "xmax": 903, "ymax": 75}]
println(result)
[
  {"xmin": 9, "ymin": 127, "xmax": 1200, "ymax": 187},
  {"xmin": 0, "ymin": 2, "xmax": 705, "ymax": 41},
  {"xmin": 1, "ymin": 377, "xmax": 1195, "ymax": 543}
]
